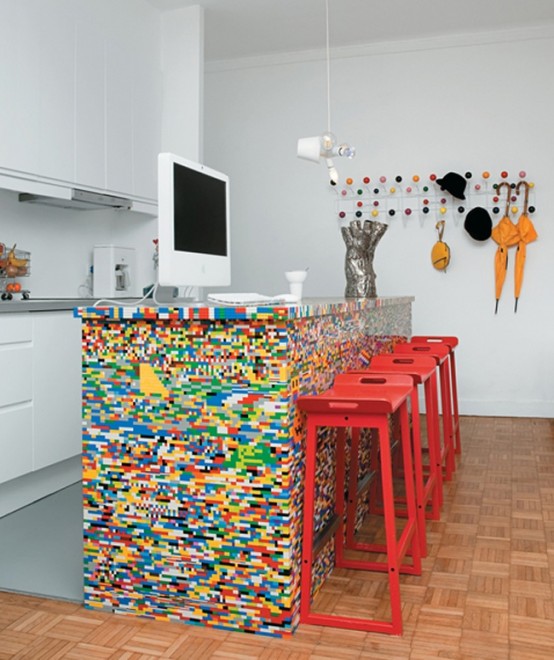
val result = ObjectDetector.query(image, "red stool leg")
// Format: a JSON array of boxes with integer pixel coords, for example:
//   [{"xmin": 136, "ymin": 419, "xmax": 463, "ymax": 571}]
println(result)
[
  {"xmin": 450, "ymin": 350, "xmax": 461, "ymax": 456},
  {"xmin": 300, "ymin": 417, "xmax": 318, "ymax": 623},
  {"xmin": 375, "ymin": 415, "xmax": 403, "ymax": 634},
  {"xmin": 438, "ymin": 358, "xmax": 456, "ymax": 480},
  {"xmin": 396, "ymin": 402, "xmax": 422, "ymax": 577},
  {"xmin": 423, "ymin": 372, "xmax": 442, "ymax": 517},
  {"xmin": 406, "ymin": 388, "xmax": 428, "ymax": 556},
  {"xmin": 334, "ymin": 428, "xmax": 347, "ymax": 567},
  {"xmin": 346, "ymin": 428, "xmax": 361, "ymax": 548}
]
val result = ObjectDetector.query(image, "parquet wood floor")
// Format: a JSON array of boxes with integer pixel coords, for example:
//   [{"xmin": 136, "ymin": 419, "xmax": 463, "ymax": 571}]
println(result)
[{"xmin": 1, "ymin": 416, "xmax": 553, "ymax": 659}]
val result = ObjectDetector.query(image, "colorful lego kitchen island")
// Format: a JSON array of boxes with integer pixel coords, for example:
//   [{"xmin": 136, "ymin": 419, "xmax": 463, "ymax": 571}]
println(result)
[{"xmin": 76, "ymin": 296, "xmax": 413, "ymax": 636}]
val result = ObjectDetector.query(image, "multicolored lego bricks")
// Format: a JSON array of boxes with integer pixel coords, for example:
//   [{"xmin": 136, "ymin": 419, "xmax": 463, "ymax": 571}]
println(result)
[{"xmin": 78, "ymin": 298, "xmax": 412, "ymax": 636}]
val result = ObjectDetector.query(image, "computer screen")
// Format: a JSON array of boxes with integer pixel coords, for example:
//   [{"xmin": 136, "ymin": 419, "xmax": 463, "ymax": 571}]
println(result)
[{"xmin": 158, "ymin": 153, "xmax": 231, "ymax": 289}]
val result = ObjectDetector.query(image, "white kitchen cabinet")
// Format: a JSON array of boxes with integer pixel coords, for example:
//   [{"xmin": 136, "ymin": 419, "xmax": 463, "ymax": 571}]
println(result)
[
  {"xmin": 32, "ymin": 312, "xmax": 82, "ymax": 471},
  {"xmin": 0, "ymin": 0, "xmax": 161, "ymax": 204},
  {"xmin": 0, "ymin": 311, "xmax": 82, "ymax": 487},
  {"xmin": 106, "ymin": 38, "xmax": 134, "ymax": 196},
  {"xmin": 0, "ymin": 0, "xmax": 41, "ymax": 175},
  {"xmin": 132, "ymin": 41, "xmax": 162, "ymax": 201},
  {"xmin": 37, "ymin": 0, "xmax": 76, "ymax": 183},
  {"xmin": 75, "ymin": 19, "xmax": 106, "ymax": 191},
  {"xmin": 0, "ymin": 316, "xmax": 33, "ymax": 484}
]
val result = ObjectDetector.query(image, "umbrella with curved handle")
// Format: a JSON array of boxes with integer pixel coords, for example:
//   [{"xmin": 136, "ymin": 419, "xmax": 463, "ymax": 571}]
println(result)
[
  {"xmin": 514, "ymin": 181, "xmax": 538, "ymax": 312},
  {"xmin": 491, "ymin": 182, "xmax": 519, "ymax": 313}
]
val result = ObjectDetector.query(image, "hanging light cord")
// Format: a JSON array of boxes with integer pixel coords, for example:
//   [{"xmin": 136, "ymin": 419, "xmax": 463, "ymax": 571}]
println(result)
[{"xmin": 325, "ymin": 0, "xmax": 331, "ymax": 134}]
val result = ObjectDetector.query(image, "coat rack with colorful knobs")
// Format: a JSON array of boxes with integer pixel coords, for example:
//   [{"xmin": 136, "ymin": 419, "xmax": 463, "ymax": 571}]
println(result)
[{"xmin": 333, "ymin": 170, "xmax": 536, "ymax": 225}]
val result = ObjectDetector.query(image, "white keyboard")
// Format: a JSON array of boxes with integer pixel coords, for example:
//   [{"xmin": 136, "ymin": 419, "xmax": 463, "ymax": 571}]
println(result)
[{"xmin": 207, "ymin": 292, "xmax": 298, "ymax": 306}]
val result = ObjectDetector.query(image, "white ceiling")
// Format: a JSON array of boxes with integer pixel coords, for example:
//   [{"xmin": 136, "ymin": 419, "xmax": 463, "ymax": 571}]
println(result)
[{"xmin": 146, "ymin": 0, "xmax": 554, "ymax": 62}]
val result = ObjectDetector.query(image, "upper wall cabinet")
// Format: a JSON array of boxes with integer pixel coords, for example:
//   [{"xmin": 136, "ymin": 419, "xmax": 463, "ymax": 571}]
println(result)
[{"xmin": 0, "ymin": 0, "xmax": 161, "ymax": 204}]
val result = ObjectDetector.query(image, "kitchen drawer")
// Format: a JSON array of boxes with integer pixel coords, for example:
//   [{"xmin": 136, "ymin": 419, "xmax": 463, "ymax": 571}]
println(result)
[
  {"xmin": 0, "ymin": 315, "xmax": 32, "ymax": 344},
  {"xmin": 0, "ymin": 345, "xmax": 32, "ymax": 407},
  {"xmin": 0, "ymin": 404, "xmax": 33, "ymax": 484}
]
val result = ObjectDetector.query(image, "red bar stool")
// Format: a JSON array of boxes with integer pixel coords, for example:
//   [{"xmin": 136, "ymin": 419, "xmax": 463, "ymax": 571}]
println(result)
[
  {"xmin": 343, "ymin": 354, "xmax": 442, "ymax": 558},
  {"xmin": 393, "ymin": 342, "xmax": 456, "ymax": 481},
  {"xmin": 297, "ymin": 374, "xmax": 421, "ymax": 635},
  {"xmin": 411, "ymin": 336, "xmax": 461, "ymax": 456}
]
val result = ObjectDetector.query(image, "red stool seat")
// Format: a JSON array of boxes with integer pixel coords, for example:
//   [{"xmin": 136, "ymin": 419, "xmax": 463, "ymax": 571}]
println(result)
[
  {"xmin": 297, "ymin": 374, "xmax": 422, "ymax": 635},
  {"xmin": 411, "ymin": 335, "xmax": 461, "ymax": 456}
]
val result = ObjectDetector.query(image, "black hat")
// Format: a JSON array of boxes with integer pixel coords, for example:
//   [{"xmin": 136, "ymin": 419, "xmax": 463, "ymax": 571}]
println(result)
[
  {"xmin": 464, "ymin": 207, "xmax": 492, "ymax": 241},
  {"xmin": 436, "ymin": 172, "xmax": 466, "ymax": 200}
]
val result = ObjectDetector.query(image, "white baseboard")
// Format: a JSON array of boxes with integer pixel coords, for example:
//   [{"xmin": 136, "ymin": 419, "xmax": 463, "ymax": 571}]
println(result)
[
  {"xmin": 459, "ymin": 399, "xmax": 554, "ymax": 419},
  {"xmin": 0, "ymin": 456, "xmax": 81, "ymax": 518}
]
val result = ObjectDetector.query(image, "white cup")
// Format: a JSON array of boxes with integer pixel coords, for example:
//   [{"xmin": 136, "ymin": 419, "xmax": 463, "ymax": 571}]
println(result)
[{"xmin": 285, "ymin": 269, "xmax": 308, "ymax": 300}]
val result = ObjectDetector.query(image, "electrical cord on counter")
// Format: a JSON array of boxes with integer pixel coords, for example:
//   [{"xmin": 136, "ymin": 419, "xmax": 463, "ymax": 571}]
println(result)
[
  {"xmin": 92, "ymin": 283, "xmax": 157, "ymax": 308},
  {"xmin": 92, "ymin": 283, "xmax": 203, "ymax": 308},
  {"xmin": 78, "ymin": 268, "xmax": 93, "ymax": 298}
]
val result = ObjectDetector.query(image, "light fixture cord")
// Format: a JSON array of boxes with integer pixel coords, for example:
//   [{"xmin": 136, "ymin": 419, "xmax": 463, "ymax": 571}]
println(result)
[{"xmin": 326, "ymin": 0, "xmax": 331, "ymax": 134}]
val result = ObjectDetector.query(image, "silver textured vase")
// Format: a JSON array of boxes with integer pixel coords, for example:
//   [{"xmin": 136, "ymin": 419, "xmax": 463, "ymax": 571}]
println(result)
[{"xmin": 341, "ymin": 219, "xmax": 388, "ymax": 298}]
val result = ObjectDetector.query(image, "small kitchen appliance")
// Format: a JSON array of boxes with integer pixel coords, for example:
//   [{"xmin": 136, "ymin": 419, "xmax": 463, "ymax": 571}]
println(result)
[{"xmin": 93, "ymin": 245, "xmax": 137, "ymax": 298}]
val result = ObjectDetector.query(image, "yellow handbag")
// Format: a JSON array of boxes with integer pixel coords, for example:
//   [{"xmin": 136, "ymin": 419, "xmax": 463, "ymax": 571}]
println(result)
[{"xmin": 431, "ymin": 220, "xmax": 450, "ymax": 271}]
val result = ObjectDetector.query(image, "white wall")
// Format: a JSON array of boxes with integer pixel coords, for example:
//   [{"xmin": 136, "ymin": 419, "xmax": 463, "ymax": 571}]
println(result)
[
  {"xmin": 204, "ymin": 30, "xmax": 554, "ymax": 418},
  {"xmin": 161, "ymin": 5, "xmax": 204, "ymax": 160}
]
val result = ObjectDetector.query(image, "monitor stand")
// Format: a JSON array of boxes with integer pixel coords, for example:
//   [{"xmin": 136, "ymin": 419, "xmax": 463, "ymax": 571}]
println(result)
[{"xmin": 155, "ymin": 285, "xmax": 204, "ymax": 305}]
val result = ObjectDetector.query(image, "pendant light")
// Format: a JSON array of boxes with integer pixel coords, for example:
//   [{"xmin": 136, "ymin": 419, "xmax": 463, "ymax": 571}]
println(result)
[{"xmin": 297, "ymin": 0, "xmax": 355, "ymax": 185}]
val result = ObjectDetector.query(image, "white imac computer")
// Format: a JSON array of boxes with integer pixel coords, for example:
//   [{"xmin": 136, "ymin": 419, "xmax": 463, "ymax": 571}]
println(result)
[{"xmin": 157, "ymin": 153, "xmax": 230, "ymax": 298}]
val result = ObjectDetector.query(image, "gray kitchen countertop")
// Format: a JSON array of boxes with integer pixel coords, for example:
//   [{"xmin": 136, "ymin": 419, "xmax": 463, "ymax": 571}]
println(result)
[{"xmin": 0, "ymin": 298, "xmax": 133, "ymax": 313}]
